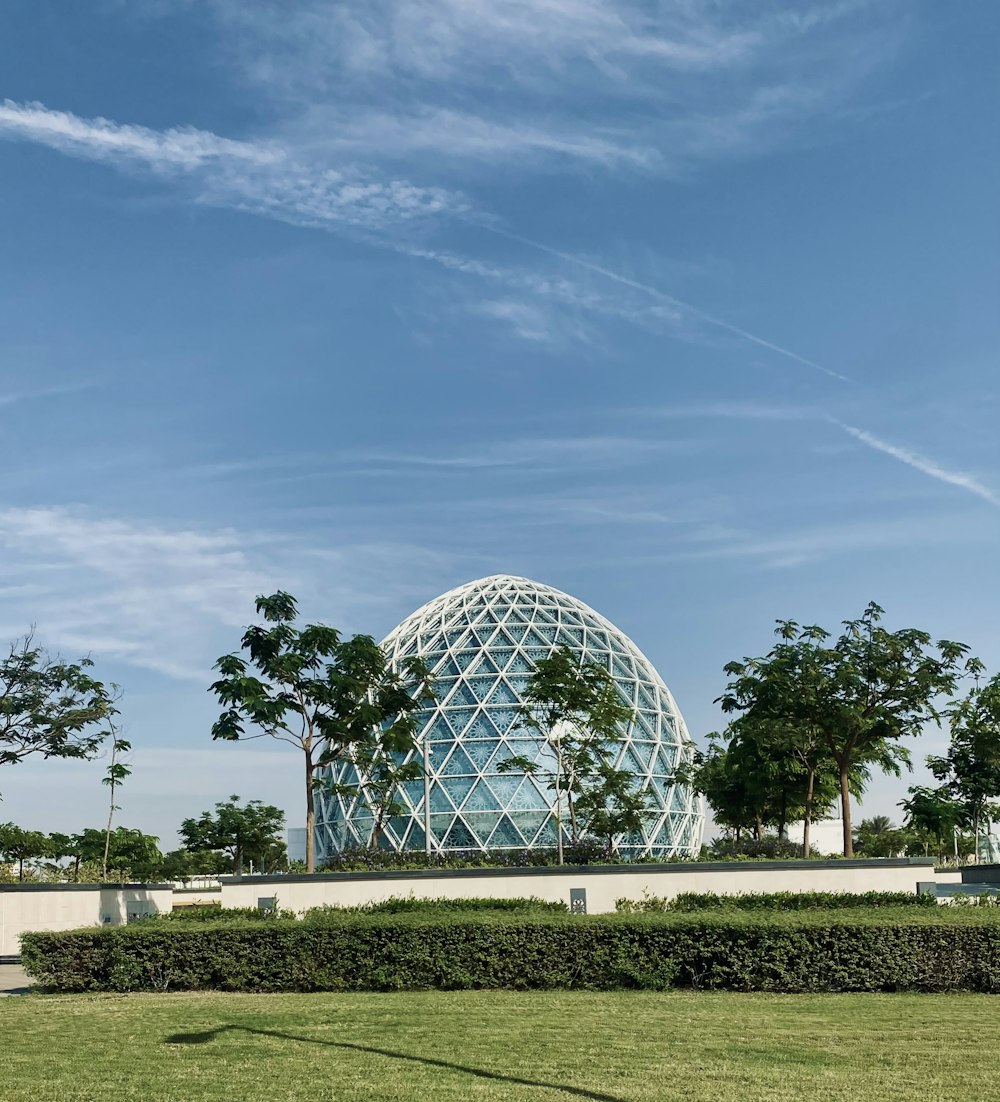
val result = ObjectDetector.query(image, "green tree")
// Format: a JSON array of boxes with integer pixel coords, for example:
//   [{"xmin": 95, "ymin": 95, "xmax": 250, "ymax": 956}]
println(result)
[
  {"xmin": 160, "ymin": 847, "xmax": 230, "ymax": 881},
  {"xmin": 179, "ymin": 795, "xmax": 285, "ymax": 875},
  {"xmin": 853, "ymin": 815, "xmax": 909, "ymax": 858},
  {"xmin": 100, "ymin": 724, "xmax": 132, "ymax": 880},
  {"xmin": 928, "ymin": 669, "xmax": 1000, "ymax": 858},
  {"xmin": 0, "ymin": 823, "xmax": 51, "ymax": 881},
  {"xmin": 498, "ymin": 646, "xmax": 634, "ymax": 864},
  {"xmin": 900, "ymin": 786, "xmax": 969, "ymax": 860},
  {"xmin": 0, "ymin": 632, "xmax": 119, "ymax": 797},
  {"xmin": 210, "ymin": 591, "xmax": 432, "ymax": 871},
  {"xmin": 719, "ymin": 604, "xmax": 970, "ymax": 856}
]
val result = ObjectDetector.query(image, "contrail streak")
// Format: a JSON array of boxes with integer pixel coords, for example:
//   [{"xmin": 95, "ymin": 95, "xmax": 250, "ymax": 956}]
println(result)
[
  {"xmin": 833, "ymin": 420, "xmax": 1000, "ymax": 508},
  {"xmin": 488, "ymin": 226, "xmax": 850, "ymax": 382}
]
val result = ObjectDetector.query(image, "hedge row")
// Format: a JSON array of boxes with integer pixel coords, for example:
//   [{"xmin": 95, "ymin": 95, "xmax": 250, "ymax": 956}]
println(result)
[
  {"xmin": 617, "ymin": 891, "xmax": 938, "ymax": 913},
  {"xmin": 20, "ymin": 909, "xmax": 1000, "ymax": 994}
]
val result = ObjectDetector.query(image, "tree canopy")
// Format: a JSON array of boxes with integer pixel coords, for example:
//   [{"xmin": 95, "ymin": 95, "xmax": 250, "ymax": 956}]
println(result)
[
  {"xmin": 0, "ymin": 632, "xmax": 119, "ymax": 797},
  {"xmin": 210, "ymin": 591, "xmax": 432, "ymax": 871},
  {"xmin": 717, "ymin": 604, "xmax": 971, "ymax": 855},
  {"xmin": 179, "ymin": 795, "xmax": 285, "ymax": 875},
  {"xmin": 499, "ymin": 645, "xmax": 641, "ymax": 862}
]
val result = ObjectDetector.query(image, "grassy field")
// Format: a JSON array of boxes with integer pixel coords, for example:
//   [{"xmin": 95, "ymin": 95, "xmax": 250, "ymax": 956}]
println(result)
[{"xmin": 2, "ymin": 990, "xmax": 995, "ymax": 1102}]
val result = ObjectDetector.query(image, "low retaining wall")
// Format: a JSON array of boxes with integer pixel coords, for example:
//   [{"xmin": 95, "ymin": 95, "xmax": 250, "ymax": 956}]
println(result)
[
  {"xmin": 0, "ymin": 884, "xmax": 173, "ymax": 958},
  {"xmin": 222, "ymin": 858, "xmax": 938, "ymax": 916}
]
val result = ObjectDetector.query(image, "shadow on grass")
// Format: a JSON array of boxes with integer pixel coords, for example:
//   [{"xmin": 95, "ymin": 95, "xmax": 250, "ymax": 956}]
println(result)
[{"xmin": 167, "ymin": 1025, "xmax": 627, "ymax": 1101}]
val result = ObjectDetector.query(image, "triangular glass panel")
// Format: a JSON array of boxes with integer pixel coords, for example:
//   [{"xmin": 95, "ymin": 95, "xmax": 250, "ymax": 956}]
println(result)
[
  {"xmin": 445, "ymin": 775, "xmax": 476, "ymax": 807},
  {"xmin": 611, "ymin": 657, "xmax": 634, "ymax": 684},
  {"xmin": 637, "ymin": 683, "xmax": 658, "ymax": 713},
  {"xmin": 506, "ymin": 653, "xmax": 532, "ymax": 675},
  {"xmin": 463, "ymin": 780, "xmax": 497, "ymax": 812},
  {"xmin": 440, "ymin": 746, "xmax": 476, "ymax": 776},
  {"xmin": 446, "ymin": 709, "xmax": 476, "ymax": 737},
  {"xmin": 467, "ymin": 676, "xmax": 496, "ymax": 702},
  {"xmin": 435, "ymin": 657, "xmax": 462, "ymax": 680},
  {"xmin": 488, "ymin": 815, "xmax": 524, "ymax": 848},
  {"xmin": 429, "ymin": 785, "xmax": 456, "ymax": 814},
  {"xmin": 489, "ymin": 708, "xmax": 520, "ymax": 735},
  {"xmin": 534, "ymin": 625, "xmax": 558, "ymax": 643},
  {"xmin": 447, "ymin": 682, "xmax": 477, "ymax": 708},
  {"xmin": 508, "ymin": 776, "xmax": 550, "ymax": 811},
  {"xmin": 470, "ymin": 652, "xmax": 500, "ymax": 676},
  {"xmin": 407, "ymin": 824, "xmax": 426, "ymax": 851},
  {"xmin": 463, "ymin": 812, "xmax": 501, "ymax": 847},
  {"xmin": 462, "ymin": 741, "xmax": 496, "ymax": 771},
  {"xmin": 506, "ymin": 675, "xmax": 530, "ymax": 698},
  {"xmin": 489, "ymin": 648, "xmax": 516, "ymax": 671},
  {"xmin": 484, "ymin": 772, "xmax": 522, "ymax": 808},
  {"xmin": 618, "ymin": 747, "xmax": 644, "ymax": 775},
  {"xmin": 466, "ymin": 712, "xmax": 500, "ymax": 740},
  {"xmin": 530, "ymin": 818, "xmax": 559, "ymax": 847},
  {"xmin": 628, "ymin": 741, "xmax": 657, "ymax": 771},
  {"xmin": 487, "ymin": 680, "xmax": 518, "ymax": 707},
  {"xmin": 455, "ymin": 648, "xmax": 480, "ymax": 670},
  {"xmin": 655, "ymin": 747, "xmax": 677, "ymax": 776},
  {"xmin": 442, "ymin": 820, "xmax": 476, "ymax": 849}
]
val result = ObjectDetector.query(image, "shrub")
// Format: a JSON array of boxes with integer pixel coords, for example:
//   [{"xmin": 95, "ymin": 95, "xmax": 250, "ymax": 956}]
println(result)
[
  {"xmin": 20, "ymin": 908, "xmax": 1000, "ymax": 995},
  {"xmin": 318, "ymin": 840, "xmax": 613, "ymax": 872},
  {"xmin": 616, "ymin": 891, "xmax": 939, "ymax": 913},
  {"xmin": 151, "ymin": 903, "xmax": 296, "ymax": 922},
  {"xmin": 303, "ymin": 896, "xmax": 568, "ymax": 918}
]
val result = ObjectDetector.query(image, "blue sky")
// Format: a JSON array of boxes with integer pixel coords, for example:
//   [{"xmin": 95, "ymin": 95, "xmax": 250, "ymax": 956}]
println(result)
[{"xmin": 1, "ymin": 1, "xmax": 998, "ymax": 845}]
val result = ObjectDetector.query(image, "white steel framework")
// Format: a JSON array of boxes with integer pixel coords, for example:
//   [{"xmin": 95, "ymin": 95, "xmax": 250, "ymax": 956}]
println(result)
[{"xmin": 315, "ymin": 575, "xmax": 703, "ymax": 859}]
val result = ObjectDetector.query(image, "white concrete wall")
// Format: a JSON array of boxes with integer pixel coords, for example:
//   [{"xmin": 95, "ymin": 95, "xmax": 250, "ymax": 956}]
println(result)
[
  {"xmin": 222, "ymin": 860, "xmax": 936, "ymax": 917},
  {"xmin": 0, "ymin": 886, "xmax": 173, "ymax": 957}
]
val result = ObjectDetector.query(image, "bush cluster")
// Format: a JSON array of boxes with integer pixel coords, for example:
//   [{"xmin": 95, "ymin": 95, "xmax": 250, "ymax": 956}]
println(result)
[
  {"xmin": 318, "ymin": 840, "xmax": 617, "ymax": 872},
  {"xmin": 303, "ymin": 896, "xmax": 568, "ymax": 917},
  {"xmin": 21, "ymin": 908, "xmax": 1000, "ymax": 995},
  {"xmin": 616, "ymin": 891, "xmax": 938, "ymax": 913}
]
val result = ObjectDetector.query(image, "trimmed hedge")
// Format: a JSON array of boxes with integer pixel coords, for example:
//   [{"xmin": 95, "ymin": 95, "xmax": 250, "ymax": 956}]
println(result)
[
  {"xmin": 20, "ymin": 908, "xmax": 1000, "ymax": 994},
  {"xmin": 617, "ymin": 891, "xmax": 939, "ymax": 913},
  {"xmin": 304, "ymin": 896, "xmax": 568, "ymax": 917}
]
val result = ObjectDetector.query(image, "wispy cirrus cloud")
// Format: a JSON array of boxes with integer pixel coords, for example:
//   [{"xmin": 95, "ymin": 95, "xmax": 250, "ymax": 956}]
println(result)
[
  {"xmin": 833, "ymin": 421, "xmax": 1000, "ymax": 508},
  {"xmin": 0, "ymin": 99, "xmax": 467, "ymax": 231},
  {"xmin": 0, "ymin": 505, "xmax": 459, "ymax": 680},
  {"xmin": 0, "ymin": 99, "xmax": 842, "ymax": 376},
  {"xmin": 206, "ymin": 0, "xmax": 903, "ymax": 174}
]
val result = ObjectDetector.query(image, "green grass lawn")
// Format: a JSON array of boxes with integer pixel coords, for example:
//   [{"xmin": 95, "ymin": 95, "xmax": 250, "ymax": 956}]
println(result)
[{"xmin": 2, "ymin": 990, "xmax": 994, "ymax": 1102}]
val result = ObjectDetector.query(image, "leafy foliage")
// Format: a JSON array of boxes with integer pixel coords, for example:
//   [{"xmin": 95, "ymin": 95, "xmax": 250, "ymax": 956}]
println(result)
[
  {"xmin": 210, "ymin": 591, "xmax": 433, "ymax": 870},
  {"xmin": 717, "ymin": 604, "xmax": 972, "ymax": 856},
  {"xmin": 615, "ymin": 891, "xmax": 939, "ymax": 913},
  {"xmin": 22, "ymin": 908, "xmax": 1000, "ymax": 994},
  {"xmin": 179, "ymin": 796, "xmax": 285, "ymax": 875},
  {"xmin": 0, "ymin": 632, "xmax": 118, "ymax": 795},
  {"xmin": 303, "ymin": 896, "xmax": 569, "ymax": 917},
  {"xmin": 497, "ymin": 645, "xmax": 641, "ymax": 862},
  {"xmin": 926, "ymin": 670, "xmax": 1000, "ymax": 857}
]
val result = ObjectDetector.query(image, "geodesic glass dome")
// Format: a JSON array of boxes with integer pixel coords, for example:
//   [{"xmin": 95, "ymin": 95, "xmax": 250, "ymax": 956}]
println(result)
[{"xmin": 315, "ymin": 575, "xmax": 703, "ymax": 860}]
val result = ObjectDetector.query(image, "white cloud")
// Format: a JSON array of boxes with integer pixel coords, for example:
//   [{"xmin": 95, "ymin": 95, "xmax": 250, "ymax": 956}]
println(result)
[
  {"xmin": 0, "ymin": 99, "xmax": 467, "ymax": 232},
  {"xmin": 834, "ymin": 421, "xmax": 1000, "ymax": 509},
  {"xmin": 206, "ymin": 0, "xmax": 903, "ymax": 174},
  {"xmin": 0, "ymin": 98, "xmax": 850, "ymax": 375},
  {"xmin": 0, "ymin": 506, "xmax": 461, "ymax": 682}
]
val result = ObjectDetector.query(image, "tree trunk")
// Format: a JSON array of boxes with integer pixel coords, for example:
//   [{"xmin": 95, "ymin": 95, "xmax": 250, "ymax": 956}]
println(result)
[
  {"xmin": 18, "ymin": 856, "xmax": 24, "ymax": 882},
  {"xmin": 974, "ymin": 807, "xmax": 981, "ymax": 863},
  {"xmin": 73, "ymin": 854, "xmax": 81, "ymax": 882},
  {"xmin": 839, "ymin": 766, "xmax": 854, "ymax": 857},
  {"xmin": 754, "ymin": 814, "xmax": 762, "ymax": 842},
  {"xmin": 802, "ymin": 767, "xmax": 815, "ymax": 859},
  {"xmin": 778, "ymin": 790, "xmax": 787, "ymax": 842},
  {"xmin": 305, "ymin": 747, "xmax": 315, "ymax": 873},
  {"xmin": 553, "ymin": 750, "xmax": 564, "ymax": 865},
  {"xmin": 102, "ymin": 777, "xmax": 116, "ymax": 881}
]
